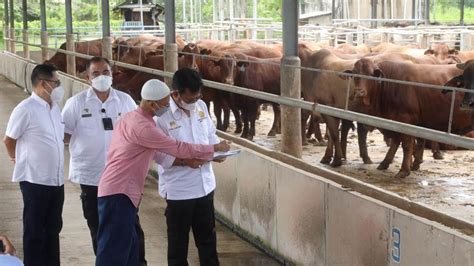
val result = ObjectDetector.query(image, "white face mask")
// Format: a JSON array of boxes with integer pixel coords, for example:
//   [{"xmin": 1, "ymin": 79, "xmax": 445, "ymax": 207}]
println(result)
[
  {"xmin": 47, "ymin": 85, "xmax": 65, "ymax": 103},
  {"xmin": 91, "ymin": 75, "xmax": 113, "ymax": 92},
  {"xmin": 180, "ymin": 100, "xmax": 196, "ymax": 111}
]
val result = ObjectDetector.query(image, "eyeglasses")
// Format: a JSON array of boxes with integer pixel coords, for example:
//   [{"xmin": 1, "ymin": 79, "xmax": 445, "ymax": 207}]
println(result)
[{"xmin": 42, "ymin": 79, "xmax": 61, "ymax": 87}]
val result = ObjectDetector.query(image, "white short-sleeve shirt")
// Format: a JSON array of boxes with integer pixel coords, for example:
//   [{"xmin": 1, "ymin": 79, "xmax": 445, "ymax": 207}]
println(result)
[
  {"xmin": 61, "ymin": 88, "xmax": 137, "ymax": 186},
  {"xmin": 5, "ymin": 93, "xmax": 65, "ymax": 186},
  {"xmin": 155, "ymin": 98, "xmax": 220, "ymax": 200}
]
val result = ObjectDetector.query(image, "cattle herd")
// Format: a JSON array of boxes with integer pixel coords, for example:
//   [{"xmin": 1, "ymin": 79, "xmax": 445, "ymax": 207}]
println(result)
[{"xmin": 44, "ymin": 34, "xmax": 474, "ymax": 179}]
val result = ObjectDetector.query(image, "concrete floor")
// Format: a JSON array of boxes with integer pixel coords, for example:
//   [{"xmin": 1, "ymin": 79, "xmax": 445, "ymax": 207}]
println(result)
[{"xmin": 0, "ymin": 75, "xmax": 279, "ymax": 266}]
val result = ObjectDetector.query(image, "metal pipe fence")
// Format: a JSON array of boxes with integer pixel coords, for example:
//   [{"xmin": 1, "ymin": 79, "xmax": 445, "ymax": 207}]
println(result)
[{"xmin": 4, "ymin": 38, "xmax": 474, "ymax": 151}]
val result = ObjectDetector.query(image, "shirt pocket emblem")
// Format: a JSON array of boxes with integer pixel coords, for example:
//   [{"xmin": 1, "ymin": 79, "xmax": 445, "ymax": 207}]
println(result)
[
  {"xmin": 81, "ymin": 108, "xmax": 91, "ymax": 117},
  {"xmin": 169, "ymin": 121, "xmax": 181, "ymax": 131},
  {"xmin": 198, "ymin": 110, "xmax": 206, "ymax": 122}
]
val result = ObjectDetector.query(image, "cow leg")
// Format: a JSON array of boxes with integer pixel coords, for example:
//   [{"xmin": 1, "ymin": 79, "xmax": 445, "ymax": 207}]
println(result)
[
  {"xmin": 324, "ymin": 115, "xmax": 343, "ymax": 167},
  {"xmin": 312, "ymin": 117, "xmax": 324, "ymax": 143},
  {"xmin": 395, "ymin": 135, "xmax": 414, "ymax": 179},
  {"xmin": 268, "ymin": 103, "xmax": 281, "ymax": 136},
  {"xmin": 357, "ymin": 123, "xmax": 373, "ymax": 164},
  {"xmin": 231, "ymin": 106, "xmax": 243, "ymax": 134},
  {"xmin": 213, "ymin": 101, "xmax": 224, "ymax": 131},
  {"xmin": 222, "ymin": 104, "xmax": 231, "ymax": 132},
  {"xmin": 321, "ymin": 134, "xmax": 334, "ymax": 165},
  {"xmin": 378, "ymin": 135, "xmax": 401, "ymax": 170},
  {"xmin": 247, "ymin": 104, "xmax": 259, "ymax": 141},
  {"xmin": 431, "ymin": 141, "xmax": 444, "ymax": 160},
  {"xmin": 301, "ymin": 110, "xmax": 311, "ymax": 146},
  {"xmin": 412, "ymin": 138, "xmax": 425, "ymax": 171},
  {"xmin": 240, "ymin": 108, "xmax": 249, "ymax": 139},
  {"xmin": 340, "ymin": 120, "xmax": 353, "ymax": 160}
]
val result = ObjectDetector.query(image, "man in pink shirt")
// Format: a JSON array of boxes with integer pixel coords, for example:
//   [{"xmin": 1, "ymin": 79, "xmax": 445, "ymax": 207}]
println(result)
[{"xmin": 96, "ymin": 79, "xmax": 230, "ymax": 266}]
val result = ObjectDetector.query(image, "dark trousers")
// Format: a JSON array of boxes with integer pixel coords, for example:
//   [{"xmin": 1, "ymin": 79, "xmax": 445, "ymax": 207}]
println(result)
[
  {"xmin": 81, "ymin": 185, "xmax": 147, "ymax": 264},
  {"xmin": 166, "ymin": 191, "xmax": 219, "ymax": 266},
  {"xmin": 19, "ymin": 181, "xmax": 64, "ymax": 266},
  {"xmin": 96, "ymin": 194, "xmax": 145, "ymax": 266}
]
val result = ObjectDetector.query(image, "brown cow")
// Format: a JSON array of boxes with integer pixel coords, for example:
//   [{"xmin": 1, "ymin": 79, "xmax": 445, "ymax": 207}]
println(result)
[
  {"xmin": 334, "ymin": 43, "xmax": 371, "ymax": 55},
  {"xmin": 347, "ymin": 59, "xmax": 470, "ymax": 178},
  {"xmin": 300, "ymin": 49, "xmax": 372, "ymax": 166},
  {"xmin": 198, "ymin": 44, "xmax": 283, "ymax": 134},
  {"xmin": 233, "ymin": 54, "xmax": 282, "ymax": 140},
  {"xmin": 301, "ymin": 48, "xmax": 452, "ymax": 167},
  {"xmin": 114, "ymin": 43, "xmax": 201, "ymax": 100},
  {"xmin": 198, "ymin": 49, "xmax": 243, "ymax": 133},
  {"xmin": 45, "ymin": 39, "xmax": 103, "ymax": 74},
  {"xmin": 442, "ymin": 60, "xmax": 474, "ymax": 111},
  {"xmin": 446, "ymin": 51, "xmax": 474, "ymax": 64}
]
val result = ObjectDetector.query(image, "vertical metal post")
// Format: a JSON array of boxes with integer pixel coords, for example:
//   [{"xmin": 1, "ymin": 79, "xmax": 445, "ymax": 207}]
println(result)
[
  {"xmin": 252, "ymin": 0, "xmax": 257, "ymax": 39},
  {"xmin": 190, "ymin": 0, "xmax": 194, "ymax": 24},
  {"xmin": 281, "ymin": 0, "xmax": 302, "ymax": 158},
  {"xmin": 40, "ymin": 0, "xmax": 49, "ymax": 62},
  {"xmin": 460, "ymin": 0, "xmax": 465, "ymax": 26},
  {"xmin": 102, "ymin": 0, "xmax": 113, "ymax": 60},
  {"xmin": 229, "ymin": 0, "xmax": 234, "ymax": 41},
  {"xmin": 218, "ymin": 0, "xmax": 225, "ymax": 40},
  {"xmin": 9, "ymin": 0, "xmax": 15, "ymax": 54},
  {"xmin": 182, "ymin": 0, "xmax": 187, "ymax": 23},
  {"xmin": 332, "ymin": 0, "xmax": 336, "ymax": 20},
  {"xmin": 65, "ymin": 0, "xmax": 76, "ymax": 76},
  {"xmin": 212, "ymin": 0, "xmax": 216, "ymax": 23},
  {"xmin": 371, "ymin": 0, "xmax": 377, "ymax": 28},
  {"xmin": 22, "ymin": 0, "xmax": 29, "ymax": 59},
  {"xmin": 139, "ymin": 0, "xmax": 144, "ymax": 30},
  {"xmin": 412, "ymin": 0, "xmax": 416, "ymax": 20},
  {"xmin": 4, "ymin": 0, "xmax": 9, "ymax": 51},
  {"xmin": 425, "ymin": 0, "xmax": 430, "ymax": 25},
  {"xmin": 164, "ymin": 0, "xmax": 178, "ymax": 87}
]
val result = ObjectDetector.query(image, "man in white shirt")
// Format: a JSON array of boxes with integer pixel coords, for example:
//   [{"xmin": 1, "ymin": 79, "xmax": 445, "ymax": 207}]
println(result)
[
  {"xmin": 61, "ymin": 57, "xmax": 147, "ymax": 264},
  {"xmin": 3, "ymin": 64, "xmax": 65, "ymax": 266},
  {"xmin": 155, "ymin": 68, "xmax": 224, "ymax": 266}
]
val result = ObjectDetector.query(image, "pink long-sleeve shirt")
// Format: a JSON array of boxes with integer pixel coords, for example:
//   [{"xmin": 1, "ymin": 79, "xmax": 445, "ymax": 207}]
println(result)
[{"xmin": 98, "ymin": 107, "xmax": 214, "ymax": 207}]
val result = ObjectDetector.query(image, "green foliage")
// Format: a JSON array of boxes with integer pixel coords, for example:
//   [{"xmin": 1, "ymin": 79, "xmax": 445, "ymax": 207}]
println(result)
[
  {"xmin": 257, "ymin": 0, "xmax": 281, "ymax": 21},
  {"xmin": 431, "ymin": 5, "xmax": 474, "ymax": 24}
]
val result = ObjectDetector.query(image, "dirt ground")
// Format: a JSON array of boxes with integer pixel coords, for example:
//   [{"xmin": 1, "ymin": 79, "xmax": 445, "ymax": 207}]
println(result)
[{"xmin": 213, "ymin": 105, "xmax": 474, "ymax": 223}]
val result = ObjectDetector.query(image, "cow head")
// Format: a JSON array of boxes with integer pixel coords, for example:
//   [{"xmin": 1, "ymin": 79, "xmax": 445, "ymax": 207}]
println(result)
[
  {"xmin": 200, "ymin": 49, "xmax": 239, "ymax": 85},
  {"xmin": 179, "ymin": 43, "xmax": 200, "ymax": 70},
  {"xmin": 212, "ymin": 54, "xmax": 238, "ymax": 85},
  {"xmin": 347, "ymin": 58, "xmax": 384, "ymax": 106},
  {"xmin": 424, "ymin": 44, "xmax": 459, "ymax": 61},
  {"xmin": 457, "ymin": 60, "xmax": 474, "ymax": 109}
]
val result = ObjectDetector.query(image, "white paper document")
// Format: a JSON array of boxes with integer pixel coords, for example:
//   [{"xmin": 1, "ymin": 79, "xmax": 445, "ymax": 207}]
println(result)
[{"xmin": 213, "ymin": 149, "xmax": 242, "ymax": 160}]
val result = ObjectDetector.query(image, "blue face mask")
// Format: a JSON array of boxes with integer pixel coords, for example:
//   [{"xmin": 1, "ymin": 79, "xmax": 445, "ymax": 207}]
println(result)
[{"xmin": 154, "ymin": 105, "xmax": 169, "ymax": 117}]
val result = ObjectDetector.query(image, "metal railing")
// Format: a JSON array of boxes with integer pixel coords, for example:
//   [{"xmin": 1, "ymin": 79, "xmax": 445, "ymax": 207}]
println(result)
[{"xmin": 3, "ymin": 38, "xmax": 474, "ymax": 151}]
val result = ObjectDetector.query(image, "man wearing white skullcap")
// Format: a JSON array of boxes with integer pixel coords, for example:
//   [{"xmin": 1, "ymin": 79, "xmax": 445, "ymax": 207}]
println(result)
[{"xmin": 96, "ymin": 79, "xmax": 230, "ymax": 266}]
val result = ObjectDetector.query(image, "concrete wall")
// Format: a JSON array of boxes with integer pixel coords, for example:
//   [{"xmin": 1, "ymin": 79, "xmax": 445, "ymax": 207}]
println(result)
[
  {"xmin": 0, "ymin": 52, "xmax": 89, "ymax": 108},
  {"xmin": 213, "ymin": 145, "xmax": 474, "ymax": 265},
  {"xmin": 2, "ymin": 51, "xmax": 473, "ymax": 265}
]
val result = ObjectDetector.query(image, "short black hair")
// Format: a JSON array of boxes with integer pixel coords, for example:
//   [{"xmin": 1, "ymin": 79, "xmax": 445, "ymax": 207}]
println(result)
[
  {"xmin": 172, "ymin": 68, "xmax": 203, "ymax": 94},
  {"xmin": 31, "ymin": 64, "xmax": 58, "ymax": 87},
  {"xmin": 86, "ymin": 56, "xmax": 111, "ymax": 71}
]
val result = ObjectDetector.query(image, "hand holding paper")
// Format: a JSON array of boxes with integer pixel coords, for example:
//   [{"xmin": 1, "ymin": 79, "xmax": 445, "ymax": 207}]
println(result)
[{"xmin": 212, "ymin": 149, "xmax": 241, "ymax": 161}]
